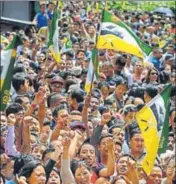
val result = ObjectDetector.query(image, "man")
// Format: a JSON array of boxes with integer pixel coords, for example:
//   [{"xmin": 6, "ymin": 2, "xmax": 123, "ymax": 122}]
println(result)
[
  {"xmin": 11, "ymin": 73, "xmax": 30, "ymax": 102},
  {"xmin": 46, "ymin": 2, "xmax": 55, "ymax": 20},
  {"xmin": 102, "ymin": 61, "xmax": 114, "ymax": 84},
  {"xmin": 146, "ymin": 165, "xmax": 163, "ymax": 184},
  {"xmin": 39, "ymin": 122, "xmax": 51, "ymax": 146},
  {"xmin": 167, "ymin": 132, "xmax": 175, "ymax": 151},
  {"xmin": 132, "ymin": 61, "xmax": 144, "ymax": 83},
  {"xmin": 69, "ymin": 88, "xmax": 85, "ymax": 111},
  {"xmin": 14, "ymin": 95, "xmax": 31, "ymax": 111},
  {"xmin": 106, "ymin": 77, "xmax": 128, "ymax": 111},
  {"xmin": 116, "ymin": 154, "xmax": 139, "ymax": 184},
  {"xmin": 114, "ymin": 55, "xmax": 133, "ymax": 87},
  {"xmin": 47, "ymin": 93, "xmax": 67, "ymax": 111},
  {"xmin": 75, "ymin": 49, "xmax": 86, "ymax": 67},
  {"xmin": 148, "ymin": 48, "xmax": 163, "ymax": 71},
  {"xmin": 50, "ymin": 76, "xmax": 64, "ymax": 93},
  {"xmin": 33, "ymin": 4, "xmax": 48, "ymax": 29},
  {"xmin": 129, "ymin": 130, "xmax": 145, "ymax": 162},
  {"xmin": 51, "ymin": 104, "xmax": 70, "ymax": 140},
  {"xmin": 109, "ymin": 124, "xmax": 129, "ymax": 154},
  {"xmin": 78, "ymin": 141, "xmax": 115, "ymax": 181},
  {"xmin": 90, "ymin": 95, "xmax": 101, "ymax": 120}
]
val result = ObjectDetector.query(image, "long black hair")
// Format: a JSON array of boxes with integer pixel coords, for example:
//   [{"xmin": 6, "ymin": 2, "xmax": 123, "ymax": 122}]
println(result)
[{"xmin": 19, "ymin": 160, "xmax": 45, "ymax": 179}]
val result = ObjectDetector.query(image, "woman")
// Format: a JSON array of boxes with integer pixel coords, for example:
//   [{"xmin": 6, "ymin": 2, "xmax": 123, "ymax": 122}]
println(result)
[
  {"xmin": 47, "ymin": 168, "xmax": 61, "ymax": 184},
  {"xmin": 19, "ymin": 160, "xmax": 46, "ymax": 184},
  {"xmin": 61, "ymin": 133, "xmax": 93, "ymax": 184},
  {"xmin": 71, "ymin": 160, "xmax": 93, "ymax": 184},
  {"xmin": 143, "ymin": 67, "xmax": 160, "ymax": 85}
]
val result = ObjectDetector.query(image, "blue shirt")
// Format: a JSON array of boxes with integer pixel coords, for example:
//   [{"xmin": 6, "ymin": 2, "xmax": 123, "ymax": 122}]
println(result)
[
  {"xmin": 47, "ymin": 10, "xmax": 53, "ymax": 20},
  {"xmin": 35, "ymin": 12, "xmax": 48, "ymax": 29},
  {"xmin": 149, "ymin": 56, "xmax": 161, "ymax": 71},
  {"xmin": 5, "ymin": 180, "xmax": 16, "ymax": 184}
]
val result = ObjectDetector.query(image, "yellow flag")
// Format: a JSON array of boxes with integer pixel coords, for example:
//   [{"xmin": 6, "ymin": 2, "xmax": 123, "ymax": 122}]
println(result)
[
  {"xmin": 136, "ymin": 84, "xmax": 171, "ymax": 175},
  {"xmin": 136, "ymin": 106, "xmax": 159, "ymax": 175}
]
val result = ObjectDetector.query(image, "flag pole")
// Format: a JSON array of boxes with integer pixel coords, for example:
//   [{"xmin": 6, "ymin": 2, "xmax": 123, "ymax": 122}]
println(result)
[
  {"xmin": 43, "ymin": 1, "xmax": 59, "ymax": 84},
  {"xmin": 88, "ymin": 8, "xmax": 104, "ymax": 95}
]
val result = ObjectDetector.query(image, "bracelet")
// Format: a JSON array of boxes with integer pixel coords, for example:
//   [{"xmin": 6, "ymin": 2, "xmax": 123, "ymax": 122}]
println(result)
[{"xmin": 31, "ymin": 103, "xmax": 37, "ymax": 109}]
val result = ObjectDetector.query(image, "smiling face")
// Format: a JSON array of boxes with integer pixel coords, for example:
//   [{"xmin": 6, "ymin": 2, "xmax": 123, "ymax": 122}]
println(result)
[
  {"xmin": 79, "ymin": 144, "xmax": 96, "ymax": 167},
  {"xmin": 116, "ymin": 156, "xmax": 128, "ymax": 175},
  {"xmin": 149, "ymin": 69, "xmax": 158, "ymax": 82},
  {"xmin": 147, "ymin": 166, "xmax": 162, "ymax": 184}
]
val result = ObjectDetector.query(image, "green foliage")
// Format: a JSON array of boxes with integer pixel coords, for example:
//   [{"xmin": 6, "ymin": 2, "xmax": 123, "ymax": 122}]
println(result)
[{"xmin": 91, "ymin": 1, "xmax": 175, "ymax": 12}]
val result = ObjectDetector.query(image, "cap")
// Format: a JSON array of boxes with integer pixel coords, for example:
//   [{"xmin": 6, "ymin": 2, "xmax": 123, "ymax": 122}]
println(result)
[
  {"xmin": 165, "ymin": 54, "xmax": 175, "ymax": 61},
  {"xmin": 51, "ymin": 76, "xmax": 64, "ymax": 85},
  {"xmin": 70, "ymin": 121, "xmax": 86, "ymax": 130}
]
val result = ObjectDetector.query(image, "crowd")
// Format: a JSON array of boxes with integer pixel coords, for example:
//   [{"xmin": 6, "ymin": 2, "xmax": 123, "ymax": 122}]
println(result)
[{"xmin": 0, "ymin": 1, "xmax": 175, "ymax": 184}]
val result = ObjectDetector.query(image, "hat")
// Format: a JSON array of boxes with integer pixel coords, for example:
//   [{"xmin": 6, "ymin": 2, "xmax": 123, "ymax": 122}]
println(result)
[
  {"xmin": 70, "ymin": 121, "xmax": 86, "ymax": 130},
  {"xmin": 51, "ymin": 76, "xmax": 64, "ymax": 85},
  {"xmin": 165, "ymin": 54, "xmax": 175, "ymax": 61}
]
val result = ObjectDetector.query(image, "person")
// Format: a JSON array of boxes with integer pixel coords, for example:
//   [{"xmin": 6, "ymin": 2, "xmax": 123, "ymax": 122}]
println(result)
[
  {"xmin": 143, "ymin": 67, "xmax": 160, "ymax": 85},
  {"xmin": 47, "ymin": 168, "xmax": 61, "ymax": 184},
  {"xmin": 33, "ymin": 4, "xmax": 48, "ymax": 29},
  {"xmin": 46, "ymin": 2, "xmax": 55, "ymax": 20},
  {"xmin": 19, "ymin": 160, "xmax": 46, "ymax": 184},
  {"xmin": 106, "ymin": 77, "xmax": 128, "ymax": 111},
  {"xmin": 132, "ymin": 61, "xmax": 144, "ymax": 84},
  {"xmin": 128, "ymin": 130, "xmax": 145, "ymax": 162},
  {"xmin": 148, "ymin": 48, "xmax": 163, "ymax": 71},
  {"xmin": 11, "ymin": 73, "xmax": 30, "ymax": 101},
  {"xmin": 1, "ymin": 1, "xmax": 176, "ymax": 183},
  {"xmin": 146, "ymin": 165, "xmax": 163, "ymax": 184}
]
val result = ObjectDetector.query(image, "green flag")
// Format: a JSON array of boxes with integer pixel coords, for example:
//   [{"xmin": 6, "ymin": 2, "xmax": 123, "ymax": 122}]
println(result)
[
  {"xmin": 48, "ymin": 9, "xmax": 60, "ymax": 64},
  {"xmin": 97, "ymin": 10, "xmax": 152, "ymax": 58},
  {"xmin": 0, "ymin": 35, "xmax": 22, "ymax": 111},
  {"xmin": 85, "ymin": 48, "xmax": 99, "ymax": 93},
  {"xmin": 158, "ymin": 84, "xmax": 172, "ymax": 154}
]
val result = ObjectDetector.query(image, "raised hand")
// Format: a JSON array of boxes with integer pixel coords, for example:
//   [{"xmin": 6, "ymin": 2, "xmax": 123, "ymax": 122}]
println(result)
[
  {"xmin": 101, "ymin": 112, "xmax": 112, "ymax": 125},
  {"xmin": 33, "ymin": 87, "xmax": 46, "ymax": 105},
  {"xmin": 106, "ymin": 137, "xmax": 114, "ymax": 150},
  {"xmin": 16, "ymin": 175, "xmax": 27, "ymax": 184},
  {"xmin": 7, "ymin": 113, "xmax": 16, "ymax": 126},
  {"xmin": 23, "ymin": 116, "xmax": 35, "ymax": 127}
]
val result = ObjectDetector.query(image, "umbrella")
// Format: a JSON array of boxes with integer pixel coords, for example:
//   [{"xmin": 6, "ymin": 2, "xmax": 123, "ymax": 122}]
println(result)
[{"xmin": 153, "ymin": 7, "xmax": 174, "ymax": 17}]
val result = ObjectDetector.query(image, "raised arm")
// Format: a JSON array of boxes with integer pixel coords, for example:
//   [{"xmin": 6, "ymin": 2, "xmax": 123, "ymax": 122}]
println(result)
[
  {"xmin": 82, "ymin": 94, "xmax": 91, "ymax": 137},
  {"xmin": 5, "ymin": 114, "xmax": 20, "ymax": 157},
  {"xmin": 99, "ymin": 138, "xmax": 115, "ymax": 177},
  {"xmin": 21, "ymin": 116, "xmax": 35, "ymax": 154},
  {"xmin": 90, "ymin": 112, "xmax": 112, "ymax": 150},
  {"xmin": 61, "ymin": 133, "xmax": 76, "ymax": 184}
]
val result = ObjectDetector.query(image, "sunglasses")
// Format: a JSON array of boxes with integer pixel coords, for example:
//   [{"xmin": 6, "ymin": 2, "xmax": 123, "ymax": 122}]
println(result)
[{"xmin": 150, "ymin": 72, "xmax": 158, "ymax": 76}]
